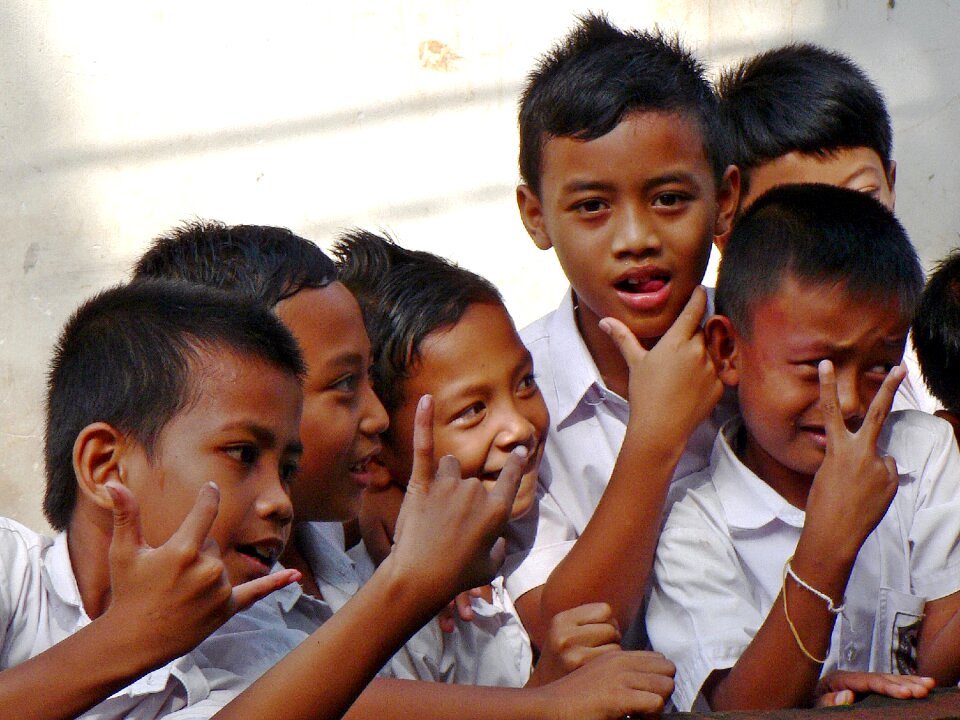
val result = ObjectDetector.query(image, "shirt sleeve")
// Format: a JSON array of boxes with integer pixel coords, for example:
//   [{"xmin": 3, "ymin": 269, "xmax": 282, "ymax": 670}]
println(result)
[
  {"xmin": 646, "ymin": 491, "xmax": 762, "ymax": 712},
  {"xmin": 899, "ymin": 415, "xmax": 960, "ymax": 600}
]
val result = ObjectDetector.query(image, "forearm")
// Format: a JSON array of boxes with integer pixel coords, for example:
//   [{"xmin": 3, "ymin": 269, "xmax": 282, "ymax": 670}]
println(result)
[
  {"xmin": 212, "ymin": 555, "xmax": 447, "ymax": 720},
  {"xmin": 918, "ymin": 594, "xmax": 960, "ymax": 685},
  {"xmin": 540, "ymin": 429, "xmax": 684, "ymax": 635},
  {"xmin": 0, "ymin": 613, "xmax": 160, "ymax": 720},
  {"xmin": 709, "ymin": 542, "xmax": 854, "ymax": 710},
  {"xmin": 345, "ymin": 679, "xmax": 546, "ymax": 720}
]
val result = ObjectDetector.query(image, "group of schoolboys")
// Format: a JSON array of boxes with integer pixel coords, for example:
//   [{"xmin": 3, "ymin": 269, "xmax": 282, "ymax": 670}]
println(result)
[{"xmin": 4, "ymin": 11, "xmax": 960, "ymax": 719}]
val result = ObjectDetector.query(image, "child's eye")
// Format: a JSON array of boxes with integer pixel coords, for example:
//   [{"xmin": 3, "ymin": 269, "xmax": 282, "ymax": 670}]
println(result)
[
  {"xmin": 517, "ymin": 373, "xmax": 539, "ymax": 396},
  {"xmin": 573, "ymin": 199, "xmax": 608, "ymax": 215},
  {"xmin": 653, "ymin": 192, "xmax": 687, "ymax": 208},
  {"xmin": 226, "ymin": 444, "xmax": 259, "ymax": 465},
  {"xmin": 280, "ymin": 460, "xmax": 299, "ymax": 485},
  {"xmin": 330, "ymin": 373, "xmax": 358, "ymax": 394},
  {"xmin": 453, "ymin": 402, "xmax": 486, "ymax": 425}
]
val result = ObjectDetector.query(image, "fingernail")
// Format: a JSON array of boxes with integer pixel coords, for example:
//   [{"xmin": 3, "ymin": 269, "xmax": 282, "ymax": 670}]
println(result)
[
  {"xmin": 513, "ymin": 446, "xmax": 529, "ymax": 459},
  {"xmin": 418, "ymin": 394, "xmax": 432, "ymax": 410},
  {"xmin": 598, "ymin": 318, "xmax": 611, "ymax": 334}
]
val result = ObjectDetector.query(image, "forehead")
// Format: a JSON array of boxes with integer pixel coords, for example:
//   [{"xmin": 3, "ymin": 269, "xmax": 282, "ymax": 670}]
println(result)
[
  {"xmin": 746, "ymin": 276, "xmax": 909, "ymax": 350},
  {"xmin": 539, "ymin": 111, "xmax": 713, "ymax": 194},
  {"xmin": 166, "ymin": 347, "xmax": 302, "ymax": 442},
  {"xmin": 408, "ymin": 303, "xmax": 527, "ymax": 396},
  {"xmin": 744, "ymin": 147, "xmax": 890, "ymax": 209},
  {"xmin": 275, "ymin": 283, "xmax": 370, "ymax": 378}
]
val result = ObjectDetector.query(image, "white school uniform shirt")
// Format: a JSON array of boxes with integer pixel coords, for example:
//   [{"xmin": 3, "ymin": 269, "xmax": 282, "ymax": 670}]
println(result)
[
  {"xmin": 503, "ymin": 288, "xmax": 739, "ymax": 610},
  {"xmin": 349, "ymin": 541, "xmax": 533, "ymax": 687},
  {"xmin": 647, "ymin": 412, "xmax": 960, "ymax": 712},
  {"xmin": 0, "ymin": 518, "xmax": 245, "ymax": 720}
]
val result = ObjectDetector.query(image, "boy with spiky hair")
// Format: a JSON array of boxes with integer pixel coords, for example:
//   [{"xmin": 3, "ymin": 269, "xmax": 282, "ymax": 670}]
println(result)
[
  {"xmin": 717, "ymin": 43, "xmax": 894, "ymax": 213},
  {"xmin": 510, "ymin": 12, "xmax": 739, "ymax": 647},
  {"xmin": 647, "ymin": 185, "xmax": 960, "ymax": 711},
  {"xmin": 913, "ymin": 248, "xmax": 960, "ymax": 441}
]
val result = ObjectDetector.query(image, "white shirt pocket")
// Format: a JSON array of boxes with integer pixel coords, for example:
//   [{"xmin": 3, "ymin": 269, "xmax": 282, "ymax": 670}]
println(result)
[{"xmin": 871, "ymin": 587, "xmax": 925, "ymax": 674}]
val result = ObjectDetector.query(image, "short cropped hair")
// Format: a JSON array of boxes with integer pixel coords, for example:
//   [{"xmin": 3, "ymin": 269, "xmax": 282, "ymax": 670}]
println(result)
[
  {"xmin": 133, "ymin": 220, "xmax": 336, "ymax": 306},
  {"xmin": 332, "ymin": 229, "xmax": 503, "ymax": 416},
  {"xmin": 518, "ymin": 12, "xmax": 727, "ymax": 197},
  {"xmin": 717, "ymin": 43, "xmax": 892, "ymax": 198},
  {"xmin": 715, "ymin": 184, "xmax": 922, "ymax": 339},
  {"xmin": 44, "ymin": 279, "xmax": 305, "ymax": 530},
  {"xmin": 913, "ymin": 250, "xmax": 960, "ymax": 412}
]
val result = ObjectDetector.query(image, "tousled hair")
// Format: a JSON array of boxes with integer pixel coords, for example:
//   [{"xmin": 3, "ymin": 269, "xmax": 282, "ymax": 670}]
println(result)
[
  {"xmin": 518, "ymin": 12, "xmax": 727, "ymax": 197},
  {"xmin": 133, "ymin": 220, "xmax": 336, "ymax": 306},
  {"xmin": 332, "ymin": 229, "xmax": 503, "ymax": 417},
  {"xmin": 717, "ymin": 43, "xmax": 892, "ymax": 199},
  {"xmin": 913, "ymin": 249, "xmax": 960, "ymax": 412},
  {"xmin": 715, "ymin": 184, "xmax": 922, "ymax": 339},
  {"xmin": 44, "ymin": 279, "xmax": 304, "ymax": 530}
]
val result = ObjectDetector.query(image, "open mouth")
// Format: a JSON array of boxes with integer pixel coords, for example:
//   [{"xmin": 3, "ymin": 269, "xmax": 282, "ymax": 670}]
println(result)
[
  {"xmin": 615, "ymin": 271, "xmax": 670, "ymax": 294},
  {"xmin": 236, "ymin": 544, "xmax": 279, "ymax": 568}
]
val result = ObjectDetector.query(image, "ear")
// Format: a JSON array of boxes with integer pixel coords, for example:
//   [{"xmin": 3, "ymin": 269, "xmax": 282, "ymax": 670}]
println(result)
[
  {"xmin": 516, "ymin": 184, "xmax": 553, "ymax": 251},
  {"xmin": 705, "ymin": 314, "xmax": 740, "ymax": 387},
  {"xmin": 887, "ymin": 159, "xmax": 897, "ymax": 210},
  {"xmin": 712, "ymin": 165, "xmax": 741, "ymax": 254},
  {"xmin": 73, "ymin": 422, "xmax": 128, "ymax": 512}
]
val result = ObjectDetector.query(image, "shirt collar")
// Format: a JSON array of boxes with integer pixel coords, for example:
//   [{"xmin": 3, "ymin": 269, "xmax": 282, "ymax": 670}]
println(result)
[
  {"xmin": 547, "ymin": 289, "xmax": 616, "ymax": 425},
  {"xmin": 711, "ymin": 417, "xmax": 807, "ymax": 531},
  {"xmin": 43, "ymin": 531, "xmax": 85, "ymax": 614}
]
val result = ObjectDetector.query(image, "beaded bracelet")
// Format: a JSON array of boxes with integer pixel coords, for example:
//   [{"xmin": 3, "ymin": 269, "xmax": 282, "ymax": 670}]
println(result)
[{"xmin": 780, "ymin": 557, "xmax": 845, "ymax": 665}]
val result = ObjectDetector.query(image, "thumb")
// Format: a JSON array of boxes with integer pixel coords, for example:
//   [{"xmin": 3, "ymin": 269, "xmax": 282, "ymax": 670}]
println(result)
[
  {"xmin": 407, "ymin": 394, "xmax": 436, "ymax": 495},
  {"xmin": 598, "ymin": 316, "xmax": 648, "ymax": 366},
  {"xmin": 106, "ymin": 479, "xmax": 144, "ymax": 558}
]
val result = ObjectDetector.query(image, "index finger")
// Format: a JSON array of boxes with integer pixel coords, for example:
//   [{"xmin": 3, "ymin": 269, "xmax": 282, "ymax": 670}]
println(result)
[
  {"xmin": 167, "ymin": 481, "xmax": 221, "ymax": 551},
  {"xmin": 407, "ymin": 394, "xmax": 436, "ymax": 493},
  {"xmin": 818, "ymin": 360, "xmax": 848, "ymax": 440},
  {"xmin": 859, "ymin": 362, "xmax": 906, "ymax": 444},
  {"xmin": 667, "ymin": 285, "xmax": 709, "ymax": 339},
  {"xmin": 486, "ymin": 445, "xmax": 525, "ymax": 512}
]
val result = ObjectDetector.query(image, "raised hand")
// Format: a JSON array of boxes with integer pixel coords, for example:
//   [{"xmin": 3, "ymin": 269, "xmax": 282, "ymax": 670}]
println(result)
[
  {"xmin": 804, "ymin": 360, "xmax": 905, "ymax": 557},
  {"xmin": 390, "ymin": 394, "xmax": 523, "ymax": 604},
  {"xmin": 104, "ymin": 480, "xmax": 300, "ymax": 667},
  {"xmin": 600, "ymin": 286, "xmax": 723, "ymax": 443},
  {"xmin": 527, "ymin": 602, "xmax": 622, "ymax": 686},
  {"xmin": 816, "ymin": 670, "xmax": 935, "ymax": 706}
]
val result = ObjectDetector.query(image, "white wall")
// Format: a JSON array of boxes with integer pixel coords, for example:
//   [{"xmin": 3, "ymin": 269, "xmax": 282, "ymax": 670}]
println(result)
[{"xmin": 3, "ymin": 1, "xmax": 959, "ymax": 531}]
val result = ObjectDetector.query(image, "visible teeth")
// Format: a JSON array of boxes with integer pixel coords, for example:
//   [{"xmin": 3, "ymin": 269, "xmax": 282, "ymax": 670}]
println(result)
[{"xmin": 626, "ymin": 278, "xmax": 640, "ymax": 285}]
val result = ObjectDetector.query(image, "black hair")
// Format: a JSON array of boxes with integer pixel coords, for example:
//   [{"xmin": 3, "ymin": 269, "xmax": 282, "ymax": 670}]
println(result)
[
  {"xmin": 133, "ymin": 220, "xmax": 336, "ymax": 306},
  {"xmin": 717, "ymin": 43, "xmax": 892, "ymax": 199},
  {"xmin": 332, "ymin": 229, "xmax": 503, "ymax": 416},
  {"xmin": 913, "ymin": 249, "xmax": 960, "ymax": 412},
  {"xmin": 715, "ymin": 184, "xmax": 922, "ymax": 339},
  {"xmin": 44, "ymin": 279, "xmax": 305, "ymax": 530},
  {"xmin": 518, "ymin": 12, "xmax": 727, "ymax": 197}
]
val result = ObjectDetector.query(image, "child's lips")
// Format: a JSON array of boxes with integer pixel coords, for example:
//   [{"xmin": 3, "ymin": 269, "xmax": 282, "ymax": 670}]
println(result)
[
  {"xmin": 613, "ymin": 267, "xmax": 672, "ymax": 312},
  {"xmin": 349, "ymin": 449, "xmax": 381, "ymax": 487},
  {"xmin": 235, "ymin": 537, "xmax": 285, "ymax": 577}
]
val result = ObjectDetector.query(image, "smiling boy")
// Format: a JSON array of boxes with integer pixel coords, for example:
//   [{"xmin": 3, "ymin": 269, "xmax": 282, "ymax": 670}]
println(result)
[
  {"xmin": 508, "ymin": 12, "xmax": 739, "ymax": 646},
  {"xmin": 647, "ymin": 184, "xmax": 960, "ymax": 711},
  {"xmin": 0, "ymin": 279, "xmax": 304, "ymax": 720}
]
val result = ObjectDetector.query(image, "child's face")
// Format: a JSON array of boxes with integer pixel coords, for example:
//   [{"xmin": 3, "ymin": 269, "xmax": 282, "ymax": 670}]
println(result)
[
  {"xmin": 384, "ymin": 302, "xmax": 548, "ymax": 520},
  {"xmin": 741, "ymin": 147, "xmax": 895, "ymax": 212},
  {"xmin": 124, "ymin": 350, "xmax": 303, "ymax": 586},
  {"xmin": 275, "ymin": 282, "xmax": 389, "ymax": 523},
  {"xmin": 518, "ymin": 111, "xmax": 735, "ymax": 349},
  {"xmin": 714, "ymin": 276, "xmax": 908, "ymax": 494}
]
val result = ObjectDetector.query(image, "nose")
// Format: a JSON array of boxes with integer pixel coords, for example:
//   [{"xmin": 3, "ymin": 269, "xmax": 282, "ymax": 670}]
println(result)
[
  {"xmin": 495, "ymin": 404, "xmax": 538, "ymax": 455},
  {"xmin": 835, "ymin": 368, "xmax": 867, "ymax": 428},
  {"xmin": 359, "ymin": 380, "xmax": 389, "ymax": 436},
  {"xmin": 257, "ymin": 472, "xmax": 295, "ymax": 526},
  {"xmin": 610, "ymin": 204, "xmax": 661, "ymax": 258}
]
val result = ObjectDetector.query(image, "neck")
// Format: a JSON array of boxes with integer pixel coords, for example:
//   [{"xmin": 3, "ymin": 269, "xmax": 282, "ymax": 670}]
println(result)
[
  {"xmin": 736, "ymin": 425, "xmax": 812, "ymax": 510},
  {"xmin": 281, "ymin": 534, "xmax": 322, "ymax": 599},
  {"xmin": 573, "ymin": 293, "xmax": 660, "ymax": 399},
  {"xmin": 66, "ymin": 505, "xmax": 114, "ymax": 619}
]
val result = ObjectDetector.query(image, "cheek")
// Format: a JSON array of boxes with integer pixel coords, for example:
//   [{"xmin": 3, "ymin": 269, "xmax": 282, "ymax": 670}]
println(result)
[
  {"xmin": 299, "ymin": 397, "xmax": 355, "ymax": 476},
  {"xmin": 510, "ymin": 472, "xmax": 539, "ymax": 519},
  {"xmin": 432, "ymin": 428, "xmax": 486, "ymax": 477}
]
